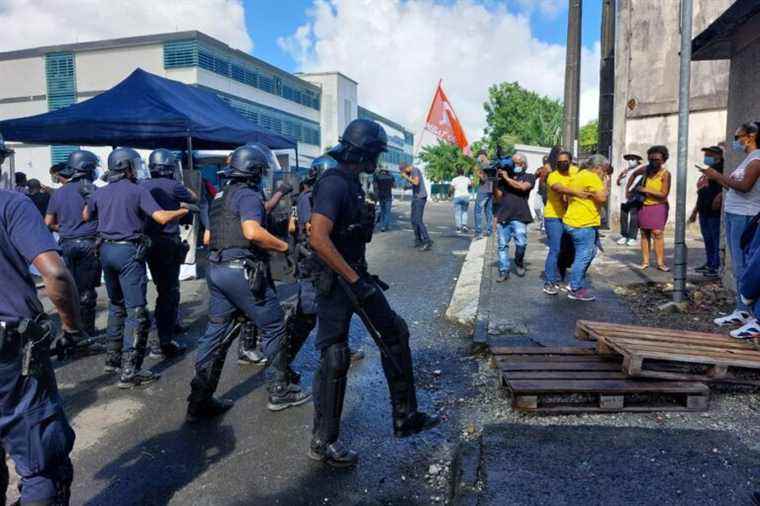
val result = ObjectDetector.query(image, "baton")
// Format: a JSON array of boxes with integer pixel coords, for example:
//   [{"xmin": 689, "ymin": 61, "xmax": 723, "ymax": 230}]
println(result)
[{"xmin": 336, "ymin": 276, "xmax": 403, "ymax": 375}]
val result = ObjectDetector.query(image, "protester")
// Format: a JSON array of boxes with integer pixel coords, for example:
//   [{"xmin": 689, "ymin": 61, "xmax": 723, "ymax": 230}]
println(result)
[
  {"xmin": 450, "ymin": 168, "xmax": 471, "ymax": 233},
  {"xmin": 701, "ymin": 121, "xmax": 760, "ymax": 330},
  {"xmin": 616, "ymin": 154, "xmax": 644, "ymax": 246},
  {"xmin": 400, "ymin": 163, "xmax": 433, "ymax": 251},
  {"xmin": 689, "ymin": 146, "xmax": 724, "ymax": 278},
  {"xmin": 533, "ymin": 155, "xmax": 550, "ymax": 232},
  {"xmin": 473, "ymin": 150, "xmax": 493, "ymax": 239},
  {"xmin": 373, "ymin": 168, "xmax": 395, "ymax": 232},
  {"xmin": 494, "ymin": 153, "xmax": 535, "ymax": 281},
  {"xmin": 542, "ymin": 149, "xmax": 578, "ymax": 295},
  {"xmin": 26, "ymin": 178, "xmax": 50, "ymax": 217},
  {"xmin": 558, "ymin": 155, "xmax": 608, "ymax": 301},
  {"xmin": 627, "ymin": 145, "xmax": 671, "ymax": 271}
]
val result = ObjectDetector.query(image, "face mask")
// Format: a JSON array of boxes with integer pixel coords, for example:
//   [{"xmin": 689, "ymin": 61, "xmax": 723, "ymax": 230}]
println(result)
[
  {"xmin": 733, "ymin": 139, "xmax": 745, "ymax": 153},
  {"xmin": 556, "ymin": 162, "xmax": 570, "ymax": 171},
  {"xmin": 627, "ymin": 160, "xmax": 639, "ymax": 168},
  {"xmin": 703, "ymin": 156, "xmax": 715, "ymax": 166},
  {"xmin": 514, "ymin": 165, "xmax": 525, "ymax": 174}
]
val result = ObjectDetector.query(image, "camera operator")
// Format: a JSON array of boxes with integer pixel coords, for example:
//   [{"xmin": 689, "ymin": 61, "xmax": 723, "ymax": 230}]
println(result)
[
  {"xmin": 474, "ymin": 150, "xmax": 494, "ymax": 239},
  {"xmin": 494, "ymin": 153, "xmax": 535, "ymax": 282}
]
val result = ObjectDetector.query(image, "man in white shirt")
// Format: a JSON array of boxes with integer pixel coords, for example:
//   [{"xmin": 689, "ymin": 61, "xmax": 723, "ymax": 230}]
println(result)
[{"xmin": 450, "ymin": 168, "xmax": 472, "ymax": 233}]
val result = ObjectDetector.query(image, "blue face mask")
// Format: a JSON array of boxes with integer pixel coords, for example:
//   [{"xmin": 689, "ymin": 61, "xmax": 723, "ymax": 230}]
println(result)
[
  {"xmin": 733, "ymin": 139, "xmax": 745, "ymax": 153},
  {"xmin": 514, "ymin": 165, "xmax": 525, "ymax": 174},
  {"xmin": 703, "ymin": 156, "xmax": 715, "ymax": 166}
]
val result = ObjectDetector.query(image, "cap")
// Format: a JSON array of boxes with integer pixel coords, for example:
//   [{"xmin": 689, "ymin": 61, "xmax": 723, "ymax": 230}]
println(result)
[
  {"xmin": 623, "ymin": 153, "xmax": 643, "ymax": 161},
  {"xmin": 701, "ymin": 145, "xmax": 723, "ymax": 155}
]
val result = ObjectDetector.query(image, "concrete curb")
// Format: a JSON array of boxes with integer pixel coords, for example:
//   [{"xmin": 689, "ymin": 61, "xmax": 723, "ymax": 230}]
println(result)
[
  {"xmin": 445, "ymin": 238, "xmax": 487, "ymax": 328},
  {"xmin": 448, "ymin": 437, "xmax": 483, "ymax": 506}
]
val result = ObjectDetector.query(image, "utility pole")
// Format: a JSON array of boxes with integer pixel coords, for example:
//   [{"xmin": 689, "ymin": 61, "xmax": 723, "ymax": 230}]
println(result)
[
  {"xmin": 597, "ymin": 0, "xmax": 615, "ymax": 158},
  {"xmin": 673, "ymin": 0, "xmax": 693, "ymax": 303},
  {"xmin": 563, "ymin": 0, "xmax": 583, "ymax": 155}
]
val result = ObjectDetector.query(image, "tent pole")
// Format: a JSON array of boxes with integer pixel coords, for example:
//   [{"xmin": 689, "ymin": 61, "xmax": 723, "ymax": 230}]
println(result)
[
  {"xmin": 186, "ymin": 136, "xmax": 194, "ymax": 171},
  {"xmin": 294, "ymin": 144, "xmax": 299, "ymax": 173}
]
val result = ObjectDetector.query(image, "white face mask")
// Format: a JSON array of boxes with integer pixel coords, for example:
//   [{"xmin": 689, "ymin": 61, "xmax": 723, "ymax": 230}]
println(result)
[{"xmin": 627, "ymin": 159, "xmax": 638, "ymax": 168}]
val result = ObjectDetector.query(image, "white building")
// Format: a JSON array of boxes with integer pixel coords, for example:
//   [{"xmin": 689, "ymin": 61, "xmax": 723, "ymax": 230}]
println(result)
[{"xmin": 0, "ymin": 31, "xmax": 414, "ymax": 183}]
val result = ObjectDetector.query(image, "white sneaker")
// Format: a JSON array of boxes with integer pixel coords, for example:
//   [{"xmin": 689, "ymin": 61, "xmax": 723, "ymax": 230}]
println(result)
[
  {"xmin": 626, "ymin": 238, "xmax": 638, "ymax": 246},
  {"xmin": 616, "ymin": 237, "xmax": 628, "ymax": 245},
  {"xmin": 713, "ymin": 310, "xmax": 752, "ymax": 327},
  {"xmin": 729, "ymin": 318, "xmax": 760, "ymax": 339}
]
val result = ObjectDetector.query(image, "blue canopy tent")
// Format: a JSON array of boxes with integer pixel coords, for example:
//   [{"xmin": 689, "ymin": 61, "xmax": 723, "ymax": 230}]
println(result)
[{"xmin": 0, "ymin": 68, "xmax": 297, "ymax": 167}]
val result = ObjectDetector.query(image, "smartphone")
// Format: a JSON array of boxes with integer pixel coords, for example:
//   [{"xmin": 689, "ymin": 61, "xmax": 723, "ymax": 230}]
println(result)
[{"xmin": 695, "ymin": 164, "xmax": 707, "ymax": 172}]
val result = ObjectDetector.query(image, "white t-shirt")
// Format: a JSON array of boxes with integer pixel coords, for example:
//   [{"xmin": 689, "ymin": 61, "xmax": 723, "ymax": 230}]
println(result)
[
  {"xmin": 725, "ymin": 149, "xmax": 760, "ymax": 216},
  {"xmin": 451, "ymin": 176, "xmax": 471, "ymax": 198}
]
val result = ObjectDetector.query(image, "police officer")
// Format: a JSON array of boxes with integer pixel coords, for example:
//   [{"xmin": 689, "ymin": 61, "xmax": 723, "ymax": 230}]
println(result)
[
  {"xmin": 142, "ymin": 149, "xmax": 198, "ymax": 360},
  {"xmin": 45, "ymin": 150, "xmax": 102, "ymax": 339},
  {"xmin": 84, "ymin": 148, "xmax": 188, "ymax": 388},
  {"xmin": 0, "ymin": 134, "xmax": 78, "ymax": 504},
  {"xmin": 308, "ymin": 119, "xmax": 439, "ymax": 468},
  {"xmin": 187, "ymin": 144, "xmax": 310, "ymax": 422}
]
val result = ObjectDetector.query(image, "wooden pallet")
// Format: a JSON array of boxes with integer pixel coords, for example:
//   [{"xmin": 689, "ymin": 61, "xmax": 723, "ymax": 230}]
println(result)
[
  {"xmin": 575, "ymin": 321, "xmax": 760, "ymax": 384},
  {"xmin": 495, "ymin": 347, "xmax": 709, "ymax": 413}
]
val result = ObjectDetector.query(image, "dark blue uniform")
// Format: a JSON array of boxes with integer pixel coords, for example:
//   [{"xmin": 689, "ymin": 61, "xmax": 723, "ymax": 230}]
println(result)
[
  {"xmin": 294, "ymin": 190, "xmax": 318, "ymax": 316},
  {"xmin": 47, "ymin": 180, "xmax": 102, "ymax": 335},
  {"xmin": 0, "ymin": 190, "xmax": 75, "ymax": 503},
  {"xmin": 141, "ymin": 177, "xmax": 194, "ymax": 348},
  {"xmin": 88, "ymin": 179, "xmax": 161, "ymax": 365}
]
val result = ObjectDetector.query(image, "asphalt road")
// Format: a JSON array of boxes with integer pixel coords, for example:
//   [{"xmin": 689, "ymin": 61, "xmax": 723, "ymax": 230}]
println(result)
[{"xmin": 45, "ymin": 199, "xmax": 475, "ymax": 505}]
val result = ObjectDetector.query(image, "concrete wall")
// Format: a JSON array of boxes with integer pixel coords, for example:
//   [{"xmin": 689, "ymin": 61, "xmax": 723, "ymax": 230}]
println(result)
[
  {"xmin": 76, "ymin": 45, "xmax": 165, "ymax": 92},
  {"xmin": 299, "ymin": 72, "xmax": 359, "ymax": 152}
]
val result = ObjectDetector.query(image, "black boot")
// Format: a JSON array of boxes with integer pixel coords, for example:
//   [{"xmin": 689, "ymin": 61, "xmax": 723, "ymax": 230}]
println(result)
[
  {"xmin": 117, "ymin": 350, "xmax": 160, "ymax": 388},
  {"xmin": 186, "ymin": 361, "xmax": 233, "ymax": 423},
  {"xmin": 238, "ymin": 322, "xmax": 267, "ymax": 365},
  {"xmin": 267, "ymin": 348, "xmax": 311, "ymax": 412},
  {"xmin": 81, "ymin": 300, "xmax": 98, "ymax": 337},
  {"xmin": 104, "ymin": 349, "xmax": 121, "ymax": 373},
  {"xmin": 309, "ymin": 343, "xmax": 356, "ymax": 468},
  {"xmin": 514, "ymin": 245, "xmax": 527, "ymax": 277}
]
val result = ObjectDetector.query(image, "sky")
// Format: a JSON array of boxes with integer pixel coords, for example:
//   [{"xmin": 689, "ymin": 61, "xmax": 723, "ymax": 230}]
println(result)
[{"xmin": 0, "ymin": 0, "xmax": 603, "ymax": 144}]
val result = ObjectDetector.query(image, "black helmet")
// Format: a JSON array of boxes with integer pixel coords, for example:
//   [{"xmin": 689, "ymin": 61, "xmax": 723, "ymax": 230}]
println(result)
[
  {"xmin": 0, "ymin": 134, "xmax": 13, "ymax": 162},
  {"xmin": 307, "ymin": 155, "xmax": 338, "ymax": 182},
  {"xmin": 227, "ymin": 144, "xmax": 272, "ymax": 182},
  {"xmin": 148, "ymin": 148, "xmax": 177, "ymax": 177},
  {"xmin": 328, "ymin": 119, "xmax": 388, "ymax": 170},
  {"xmin": 107, "ymin": 147, "xmax": 142, "ymax": 173},
  {"xmin": 63, "ymin": 150, "xmax": 99, "ymax": 180}
]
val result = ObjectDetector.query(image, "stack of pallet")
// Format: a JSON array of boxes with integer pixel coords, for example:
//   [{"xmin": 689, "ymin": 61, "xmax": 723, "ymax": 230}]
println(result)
[{"xmin": 494, "ymin": 320, "xmax": 760, "ymax": 414}]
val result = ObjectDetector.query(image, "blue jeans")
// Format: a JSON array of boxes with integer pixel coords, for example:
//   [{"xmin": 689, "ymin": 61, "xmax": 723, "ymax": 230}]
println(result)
[
  {"xmin": 378, "ymin": 198, "xmax": 392, "ymax": 230},
  {"xmin": 725, "ymin": 212, "xmax": 752, "ymax": 311},
  {"xmin": 474, "ymin": 192, "xmax": 493, "ymax": 235},
  {"xmin": 497, "ymin": 220, "xmax": 527, "ymax": 273},
  {"xmin": 411, "ymin": 197, "xmax": 430, "ymax": 243},
  {"xmin": 452, "ymin": 196, "xmax": 469, "ymax": 228},
  {"xmin": 543, "ymin": 218, "xmax": 565, "ymax": 284},
  {"xmin": 564, "ymin": 225, "xmax": 597, "ymax": 291},
  {"xmin": 698, "ymin": 213, "xmax": 721, "ymax": 271}
]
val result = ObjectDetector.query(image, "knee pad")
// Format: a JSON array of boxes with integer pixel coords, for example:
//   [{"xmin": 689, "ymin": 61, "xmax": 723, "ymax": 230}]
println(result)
[{"xmin": 322, "ymin": 342, "xmax": 350, "ymax": 377}]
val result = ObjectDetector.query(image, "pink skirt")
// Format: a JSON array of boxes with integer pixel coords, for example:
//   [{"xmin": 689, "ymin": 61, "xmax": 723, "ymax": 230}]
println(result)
[{"xmin": 638, "ymin": 203, "xmax": 669, "ymax": 231}]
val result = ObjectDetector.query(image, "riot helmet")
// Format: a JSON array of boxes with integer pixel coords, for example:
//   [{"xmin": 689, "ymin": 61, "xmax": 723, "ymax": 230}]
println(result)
[
  {"xmin": 107, "ymin": 147, "xmax": 143, "ymax": 181},
  {"xmin": 63, "ymin": 150, "xmax": 99, "ymax": 181},
  {"xmin": 148, "ymin": 148, "xmax": 178, "ymax": 177},
  {"xmin": 306, "ymin": 155, "xmax": 338, "ymax": 184},
  {"xmin": 328, "ymin": 119, "xmax": 388, "ymax": 172},
  {"xmin": 227, "ymin": 144, "xmax": 276, "ymax": 183}
]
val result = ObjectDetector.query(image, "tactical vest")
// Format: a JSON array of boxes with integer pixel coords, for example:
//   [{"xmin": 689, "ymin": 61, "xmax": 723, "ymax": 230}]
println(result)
[
  {"xmin": 312, "ymin": 169, "xmax": 375, "ymax": 244},
  {"xmin": 209, "ymin": 183, "xmax": 253, "ymax": 253}
]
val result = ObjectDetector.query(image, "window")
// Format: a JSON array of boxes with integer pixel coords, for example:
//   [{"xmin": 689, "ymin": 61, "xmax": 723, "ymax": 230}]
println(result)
[{"xmin": 45, "ymin": 53, "xmax": 79, "ymax": 162}]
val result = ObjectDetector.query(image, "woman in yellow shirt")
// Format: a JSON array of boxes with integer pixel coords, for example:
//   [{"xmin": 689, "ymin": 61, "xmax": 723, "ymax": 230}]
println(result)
[
  {"xmin": 542, "ymin": 150, "xmax": 578, "ymax": 294},
  {"xmin": 626, "ymin": 145, "xmax": 672, "ymax": 271}
]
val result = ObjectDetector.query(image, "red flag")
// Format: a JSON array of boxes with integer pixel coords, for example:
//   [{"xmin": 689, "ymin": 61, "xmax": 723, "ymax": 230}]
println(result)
[{"xmin": 424, "ymin": 81, "xmax": 468, "ymax": 151}]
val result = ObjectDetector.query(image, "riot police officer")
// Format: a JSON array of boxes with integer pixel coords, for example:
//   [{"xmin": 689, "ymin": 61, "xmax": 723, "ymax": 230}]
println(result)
[
  {"xmin": 308, "ymin": 119, "xmax": 439, "ymax": 468},
  {"xmin": 187, "ymin": 144, "xmax": 310, "ymax": 422},
  {"xmin": 0, "ymin": 134, "xmax": 78, "ymax": 505},
  {"xmin": 45, "ymin": 150, "xmax": 102, "ymax": 339},
  {"xmin": 84, "ymin": 148, "xmax": 188, "ymax": 388},
  {"xmin": 142, "ymin": 149, "xmax": 198, "ymax": 360}
]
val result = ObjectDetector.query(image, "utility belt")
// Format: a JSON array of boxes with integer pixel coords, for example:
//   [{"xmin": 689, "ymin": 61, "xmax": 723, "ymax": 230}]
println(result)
[
  {"xmin": 60, "ymin": 236, "xmax": 97, "ymax": 244},
  {"xmin": 314, "ymin": 258, "xmax": 370, "ymax": 296},
  {"xmin": 102, "ymin": 235, "xmax": 152, "ymax": 262},
  {"xmin": 219, "ymin": 257, "xmax": 272, "ymax": 295},
  {"xmin": 0, "ymin": 314, "xmax": 53, "ymax": 378}
]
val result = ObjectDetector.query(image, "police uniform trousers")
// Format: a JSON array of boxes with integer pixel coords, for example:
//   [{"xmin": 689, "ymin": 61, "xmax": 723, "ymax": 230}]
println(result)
[
  {"xmin": 312, "ymin": 276, "xmax": 418, "ymax": 446},
  {"xmin": 146, "ymin": 235, "xmax": 183, "ymax": 346},
  {"xmin": 60, "ymin": 238, "xmax": 101, "ymax": 336},
  {"xmin": 196, "ymin": 261, "xmax": 287, "ymax": 377},
  {"xmin": 0, "ymin": 336, "xmax": 74, "ymax": 504},
  {"xmin": 100, "ymin": 242, "xmax": 150, "ymax": 357}
]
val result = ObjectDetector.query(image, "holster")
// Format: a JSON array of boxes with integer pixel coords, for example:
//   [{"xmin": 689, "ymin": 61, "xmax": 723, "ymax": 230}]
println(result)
[
  {"xmin": 244, "ymin": 259, "xmax": 268, "ymax": 295},
  {"xmin": 134, "ymin": 235, "xmax": 153, "ymax": 263},
  {"xmin": 15, "ymin": 315, "xmax": 54, "ymax": 378}
]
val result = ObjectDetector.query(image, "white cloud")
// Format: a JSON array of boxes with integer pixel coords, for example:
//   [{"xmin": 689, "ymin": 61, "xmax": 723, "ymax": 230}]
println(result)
[
  {"xmin": 0, "ymin": 0, "xmax": 252, "ymax": 53},
  {"xmin": 514, "ymin": 0, "xmax": 565, "ymax": 18},
  {"xmin": 280, "ymin": 0, "xmax": 600, "ymax": 145}
]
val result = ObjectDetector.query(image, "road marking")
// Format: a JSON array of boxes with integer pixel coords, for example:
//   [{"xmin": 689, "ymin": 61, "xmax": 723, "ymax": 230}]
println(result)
[{"xmin": 445, "ymin": 238, "xmax": 487, "ymax": 327}]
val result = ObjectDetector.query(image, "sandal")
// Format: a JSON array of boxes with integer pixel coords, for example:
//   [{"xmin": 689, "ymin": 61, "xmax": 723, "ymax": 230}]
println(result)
[
  {"xmin": 638, "ymin": 264, "xmax": 649, "ymax": 270},
  {"xmin": 656, "ymin": 265, "xmax": 670, "ymax": 272}
]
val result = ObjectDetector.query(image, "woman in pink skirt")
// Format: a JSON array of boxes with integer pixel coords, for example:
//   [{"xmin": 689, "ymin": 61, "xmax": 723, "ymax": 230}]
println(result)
[{"xmin": 626, "ymin": 145, "xmax": 672, "ymax": 271}]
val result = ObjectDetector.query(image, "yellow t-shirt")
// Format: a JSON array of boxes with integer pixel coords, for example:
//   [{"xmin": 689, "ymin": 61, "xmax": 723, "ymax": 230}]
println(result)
[
  {"xmin": 544, "ymin": 166, "xmax": 579, "ymax": 219},
  {"xmin": 563, "ymin": 170, "xmax": 604, "ymax": 228},
  {"xmin": 643, "ymin": 169, "xmax": 668, "ymax": 206}
]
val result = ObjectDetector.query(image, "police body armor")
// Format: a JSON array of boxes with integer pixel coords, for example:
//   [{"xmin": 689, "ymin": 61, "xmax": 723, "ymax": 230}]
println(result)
[{"xmin": 209, "ymin": 183, "xmax": 258, "ymax": 254}]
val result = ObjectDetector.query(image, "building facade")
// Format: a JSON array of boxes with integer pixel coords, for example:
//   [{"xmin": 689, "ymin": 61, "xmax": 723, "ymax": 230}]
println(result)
[
  {"xmin": 0, "ymin": 31, "xmax": 413, "ymax": 182},
  {"xmin": 610, "ymin": 0, "xmax": 734, "ymax": 227}
]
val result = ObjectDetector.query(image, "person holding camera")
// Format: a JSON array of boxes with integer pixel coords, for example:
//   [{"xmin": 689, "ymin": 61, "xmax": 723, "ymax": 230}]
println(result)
[
  {"xmin": 616, "ymin": 153, "xmax": 644, "ymax": 246},
  {"xmin": 494, "ymin": 154, "xmax": 535, "ymax": 282},
  {"xmin": 473, "ymin": 150, "xmax": 493, "ymax": 239},
  {"xmin": 400, "ymin": 163, "xmax": 433, "ymax": 251}
]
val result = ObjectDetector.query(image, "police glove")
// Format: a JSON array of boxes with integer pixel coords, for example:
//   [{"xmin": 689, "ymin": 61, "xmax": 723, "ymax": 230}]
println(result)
[
  {"xmin": 180, "ymin": 202, "xmax": 201, "ymax": 213},
  {"xmin": 276, "ymin": 182, "xmax": 294, "ymax": 196},
  {"xmin": 349, "ymin": 277, "xmax": 378, "ymax": 304}
]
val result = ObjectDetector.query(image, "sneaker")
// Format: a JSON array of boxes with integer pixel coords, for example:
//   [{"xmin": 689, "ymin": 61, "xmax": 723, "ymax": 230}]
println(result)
[
  {"xmin": 455, "ymin": 227, "xmax": 462, "ymax": 233},
  {"xmin": 238, "ymin": 347, "xmax": 268, "ymax": 365},
  {"xmin": 419, "ymin": 241, "xmax": 433, "ymax": 251},
  {"xmin": 729, "ymin": 319, "xmax": 760, "ymax": 340},
  {"xmin": 543, "ymin": 283, "xmax": 559, "ymax": 295},
  {"xmin": 568, "ymin": 288, "xmax": 596, "ymax": 302},
  {"xmin": 514, "ymin": 264, "xmax": 527, "ymax": 277},
  {"xmin": 560, "ymin": 284, "xmax": 571, "ymax": 293},
  {"xmin": 616, "ymin": 237, "xmax": 628, "ymax": 245},
  {"xmin": 461, "ymin": 226, "xmax": 470, "ymax": 233},
  {"xmin": 695, "ymin": 264, "xmax": 710, "ymax": 273},
  {"xmin": 308, "ymin": 441, "xmax": 359, "ymax": 469},
  {"xmin": 714, "ymin": 310, "xmax": 752, "ymax": 327},
  {"xmin": 702, "ymin": 269, "xmax": 720, "ymax": 279},
  {"xmin": 267, "ymin": 384, "xmax": 312, "ymax": 412},
  {"xmin": 626, "ymin": 238, "xmax": 638, "ymax": 247},
  {"xmin": 497, "ymin": 271, "xmax": 509, "ymax": 283},
  {"xmin": 118, "ymin": 369, "xmax": 160, "ymax": 389}
]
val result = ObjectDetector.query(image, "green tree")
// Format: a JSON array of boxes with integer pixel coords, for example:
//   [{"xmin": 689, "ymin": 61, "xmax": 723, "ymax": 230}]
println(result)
[
  {"xmin": 483, "ymin": 82, "xmax": 563, "ymax": 148},
  {"xmin": 418, "ymin": 140, "xmax": 475, "ymax": 182},
  {"xmin": 579, "ymin": 120, "xmax": 599, "ymax": 153}
]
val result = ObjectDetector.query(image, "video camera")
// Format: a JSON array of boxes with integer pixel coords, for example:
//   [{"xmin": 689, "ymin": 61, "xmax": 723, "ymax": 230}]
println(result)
[{"xmin": 483, "ymin": 147, "xmax": 515, "ymax": 180}]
